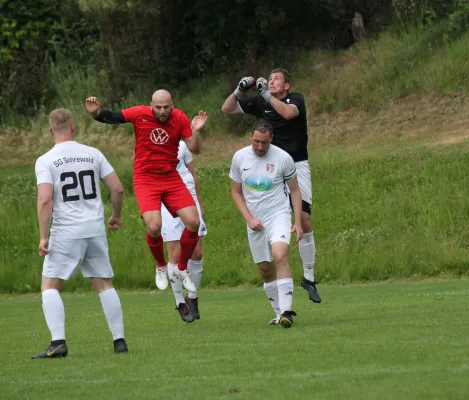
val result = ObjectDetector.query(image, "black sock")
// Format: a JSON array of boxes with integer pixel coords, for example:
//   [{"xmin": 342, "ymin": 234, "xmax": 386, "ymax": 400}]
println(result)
[{"xmin": 51, "ymin": 340, "xmax": 66, "ymax": 346}]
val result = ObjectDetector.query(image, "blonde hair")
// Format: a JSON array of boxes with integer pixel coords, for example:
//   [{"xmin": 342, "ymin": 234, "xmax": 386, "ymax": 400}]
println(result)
[{"xmin": 49, "ymin": 108, "xmax": 73, "ymax": 134}]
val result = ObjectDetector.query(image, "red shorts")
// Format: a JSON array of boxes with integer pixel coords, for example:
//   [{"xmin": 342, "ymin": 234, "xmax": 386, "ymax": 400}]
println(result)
[{"xmin": 133, "ymin": 171, "xmax": 195, "ymax": 216}]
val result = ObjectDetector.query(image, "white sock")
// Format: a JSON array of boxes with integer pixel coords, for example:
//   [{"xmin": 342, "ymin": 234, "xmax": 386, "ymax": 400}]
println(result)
[
  {"xmin": 99, "ymin": 288, "xmax": 125, "ymax": 341},
  {"xmin": 168, "ymin": 263, "xmax": 185, "ymax": 306},
  {"xmin": 42, "ymin": 289, "xmax": 65, "ymax": 341},
  {"xmin": 263, "ymin": 280, "xmax": 280, "ymax": 319},
  {"xmin": 277, "ymin": 278, "xmax": 294, "ymax": 314},
  {"xmin": 188, "ymin": 259, "xmax": 203, "ymax": 299},
  {"xmin": 299, "ymin": 232, "xmax": 316, "ymax": 282}
]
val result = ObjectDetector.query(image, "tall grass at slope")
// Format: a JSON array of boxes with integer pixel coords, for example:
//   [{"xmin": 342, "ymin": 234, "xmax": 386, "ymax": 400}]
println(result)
[
  {"xmin": 300, "ymin": 27, "xmax": 469, "ymax": 115},
  {"xmin": 2, "ymin": 143, "xmax": 469, "ymax": 293}
]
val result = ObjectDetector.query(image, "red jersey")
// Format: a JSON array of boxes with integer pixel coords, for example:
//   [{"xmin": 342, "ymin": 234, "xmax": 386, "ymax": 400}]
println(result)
[{"xmin": 121, "ymin": 106, "xmax": 192, "ymax": 174}]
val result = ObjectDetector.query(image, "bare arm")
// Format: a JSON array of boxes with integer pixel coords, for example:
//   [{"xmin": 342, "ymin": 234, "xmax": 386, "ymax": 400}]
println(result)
[
  {"xmin": 187, "ymin": 162, "xmax": 203, "ymax": 215},
  {"xmin": 286, "ymin": 176, "xmax": 303, "ymax": 243},
  {"xmin": 268, "ymin": 96, "xmax": 299, "ymax": 120},
  {"xmin": 184, "ymin": 111, "xmax": 207, "ymax": 155},
  {"xmin": 102, "ymin": 171, "xmax": 124, "ymax": 229},
  {"xmin": 221, "ymin": 93, "xmax": 244, "ymax": 115},
  {"xmin": 37, "ymin": 184, "xmax": 53, "ymax": 255},
  {"xmin": 231, "ymin": 181, "xmax": 263, "ymax": 231}
]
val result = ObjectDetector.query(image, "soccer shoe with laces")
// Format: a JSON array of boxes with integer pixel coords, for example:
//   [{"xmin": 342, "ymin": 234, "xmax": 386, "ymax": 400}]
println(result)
[
  {"xmin": 176, "ymin": 302, "xmax": 195, "ymax": 323},
  {"xmin": 279, "ymin": 311, "xmax": 297, "ymax": 328},
  {"xmin": 301, "ymin": 278, "xmax": 322, "ymax": 303},
  {"xmin": 32, "ymin": 342, "xmax": 68, "ymax": 359},
  {"xmin": 155, "ymin": 267, "xmax": 169, "ymax": 290},
  {"xmin": 172, "ymin": 268, "xmax": 197, "ymax": 293},
  {"xmin": 185, "ymin": 295, "xmax": 200, "ymax": 320},
  {"xmin": 114, "ymin": 338, "xmax": 128, "ymax": 354}
]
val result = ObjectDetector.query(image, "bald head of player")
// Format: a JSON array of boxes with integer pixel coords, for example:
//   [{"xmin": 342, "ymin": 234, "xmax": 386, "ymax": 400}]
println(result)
[
  {"xmin": 250, "ymin": 119, "xmax": 273, "ymax": 157},
  {"xmin": 151, "ymin": 90, "xmax": 174, "ymax": 123},
  {"xmin": 49, "ymin": 108, "xmax": 76, "ymax": 143}
]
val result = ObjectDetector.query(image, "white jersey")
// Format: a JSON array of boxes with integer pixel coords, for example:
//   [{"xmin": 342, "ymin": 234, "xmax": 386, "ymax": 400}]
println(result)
[
  {"xmin": 229, "ymin": 145, "xmax": 296, "ymax": 224},
  {"xmin": 35, "ymin": 141, "xmax": 114, "ymax": 239},
  {"xmin": 176, "ymin": 141, "xmax": 196, "ymax": 196}
]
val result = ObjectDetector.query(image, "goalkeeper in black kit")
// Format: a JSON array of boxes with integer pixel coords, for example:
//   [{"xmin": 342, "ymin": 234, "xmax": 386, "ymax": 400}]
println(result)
[{"xmin": 221, "ymin": 68, "xmax": 321, "ymax": 304}]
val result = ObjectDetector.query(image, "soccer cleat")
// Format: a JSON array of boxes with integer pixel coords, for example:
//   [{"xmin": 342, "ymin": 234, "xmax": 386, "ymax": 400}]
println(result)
[
  {"xmin": 32, "ymin": 342, "xmax": 68, "ymax": 359},
  {"xmin": 301, "ymin": 278, "xmax": 322, "ymax": 303},
  {"xmin": 176, "ymin": 302, "xmax": 195, "ymax": 323},
  {"xmin": 172, "ymin": 268, "xmax": 197, "ymax": 293},
  {"xmin": 155, "ymin": 267, "xmax": 169, "ymax": 290},
  {"xmin": 114, "ymin": 338, "xmax": 128, "ymax": 354},
  {"xmin": 185, "ymin": 296, "xmax": 200, "ymax": 320},
  {"xmin": 279, "ymin": 311, "xmax": 297, "ymax": 328}
]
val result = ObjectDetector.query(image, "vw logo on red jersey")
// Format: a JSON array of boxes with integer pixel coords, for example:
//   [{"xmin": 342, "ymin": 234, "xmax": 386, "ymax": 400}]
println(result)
[{"xmin": 150, "ymin": 128, "xmax": 169, "ymax": 145}]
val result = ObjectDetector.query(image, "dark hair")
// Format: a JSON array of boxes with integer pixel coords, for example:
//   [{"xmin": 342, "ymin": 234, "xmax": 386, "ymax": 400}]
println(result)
[
  {"xmin": 251, "ymin": 119, "xmax": 273, "ymax": 135},
  {"xmin": 270, "ymin": 68, "xmax": 291, "ymax": 84}
]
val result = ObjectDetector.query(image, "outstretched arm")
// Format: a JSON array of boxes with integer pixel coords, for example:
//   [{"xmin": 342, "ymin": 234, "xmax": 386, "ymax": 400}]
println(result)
[{"xmin": 85, "ymin": 96, "xmax": 126, "ymax": 124}]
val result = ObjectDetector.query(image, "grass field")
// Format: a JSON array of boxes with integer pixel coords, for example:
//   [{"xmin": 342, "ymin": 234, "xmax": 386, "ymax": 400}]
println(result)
[
  {"xmin": 2, "ymin": 140, "xmax": 469, "ymax": 292},
  {"xmin": 1, "ymin": 280, "xmax": 469, "ymax": 399}
]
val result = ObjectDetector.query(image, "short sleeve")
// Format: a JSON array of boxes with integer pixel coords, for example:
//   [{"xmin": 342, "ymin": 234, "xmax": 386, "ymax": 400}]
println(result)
[
  {"xmin": 283, "ymin": 154, "xmax": 297, "ymax": 181},
  {"xmin": 97, "ymin": 150, "xmax": 114, "ymax": 179},
  {"xmin": 179, "ymin": 112, "xmax": 193, "ymax": 139},
  {"xmin": 238, "ymin": 96, "xmax": 264, "ymax": 118},
  {"xmin": 229, "ymin": 152, "xmax": 242, "ymax": 183},
  {"xmin": 287, "ymin": 93, "xmax": 306, "ymax": 115},
  {"xmin": 35, "ymin": 159, "xmax": 53, "ymax": 185},
  {"xmin": 121, "ymin": 106, "xmax": 142, "ymax": 123}
]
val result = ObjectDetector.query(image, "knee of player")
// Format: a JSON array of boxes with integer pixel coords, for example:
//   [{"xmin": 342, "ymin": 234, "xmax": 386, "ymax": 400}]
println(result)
[
  {"xmin": 147, "ymin": 222, "xmax": 162, "ymax": 237},
  {"xmin": 186, "ymin": 216, "xmax": 200, "ymax": 232},
  {"xmin": 272, "ymin": 251, "xmax": 288, "ymax": 266},
  {"xmin": 91, "ymin": 277, "xmax": 113, "ymax": 293}
]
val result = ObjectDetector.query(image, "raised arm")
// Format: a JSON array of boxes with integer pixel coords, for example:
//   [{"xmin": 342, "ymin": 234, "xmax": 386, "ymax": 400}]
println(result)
[
  {"xmin": 184, "ymin": 110, "xmax": 207, "ymax": 155},
  {"xmin": 85, "ymin": 96, "xmax": 126, "ymax": 124},
  {"xmin": 255, "ymin": 78, "xmax": 299, "ymax": 120},
  {"xmin": 221, "ymin": 76, "xmax": 255, "ymax": 115}
]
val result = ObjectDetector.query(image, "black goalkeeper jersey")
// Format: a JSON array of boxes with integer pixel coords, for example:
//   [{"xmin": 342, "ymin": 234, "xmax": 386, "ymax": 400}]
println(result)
[{"xmin": 238, "ymin": 92, "xmax": 308, "ymax": 162}]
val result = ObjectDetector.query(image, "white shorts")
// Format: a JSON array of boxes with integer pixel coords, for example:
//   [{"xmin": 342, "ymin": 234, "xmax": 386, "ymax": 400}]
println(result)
[
  {"xmin": 42, "ymin": 236, "xmax": 113, "ymax": 280},
  {"xmin": 247, "ymin": 213, "xmax": 291, "ymax": 264},
  {"xmin": 285, "ymin": 160, "xmax": 312, "ymax": 213},
  {"xmin": 161, "ymin": 196, "xmax": 207, "ymax": 242}
]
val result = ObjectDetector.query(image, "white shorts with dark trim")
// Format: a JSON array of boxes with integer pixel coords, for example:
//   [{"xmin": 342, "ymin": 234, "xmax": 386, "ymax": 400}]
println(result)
[
  {"xmin": 247, "ymin": 212, "xmax": 291, "ymax": 264},
  {"xmin": 161, "ymin": 194, "xmax": 207, "ymax": 242},
  {"xmin": 42, "ymin": 235, "xmax": 113, "ymax": 280}
]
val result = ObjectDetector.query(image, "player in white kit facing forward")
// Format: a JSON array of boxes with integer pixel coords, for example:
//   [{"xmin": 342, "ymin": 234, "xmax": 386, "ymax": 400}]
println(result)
[
  {"xmin": 230, "ymin": 119, "xmax": 303, "ymax": 328},
  {"xmin": 33, "ymin": 108, "xmax": 128, "ymax": 358},
  {"xmin": 156, "ymin": 141, "xmax": 207, "ymax": 323}
]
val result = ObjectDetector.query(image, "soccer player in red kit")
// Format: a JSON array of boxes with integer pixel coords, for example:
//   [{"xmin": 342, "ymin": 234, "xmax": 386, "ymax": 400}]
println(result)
[{"xmin": 85, "ymin": 90, "xmax": 207, "ymax": 293}]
